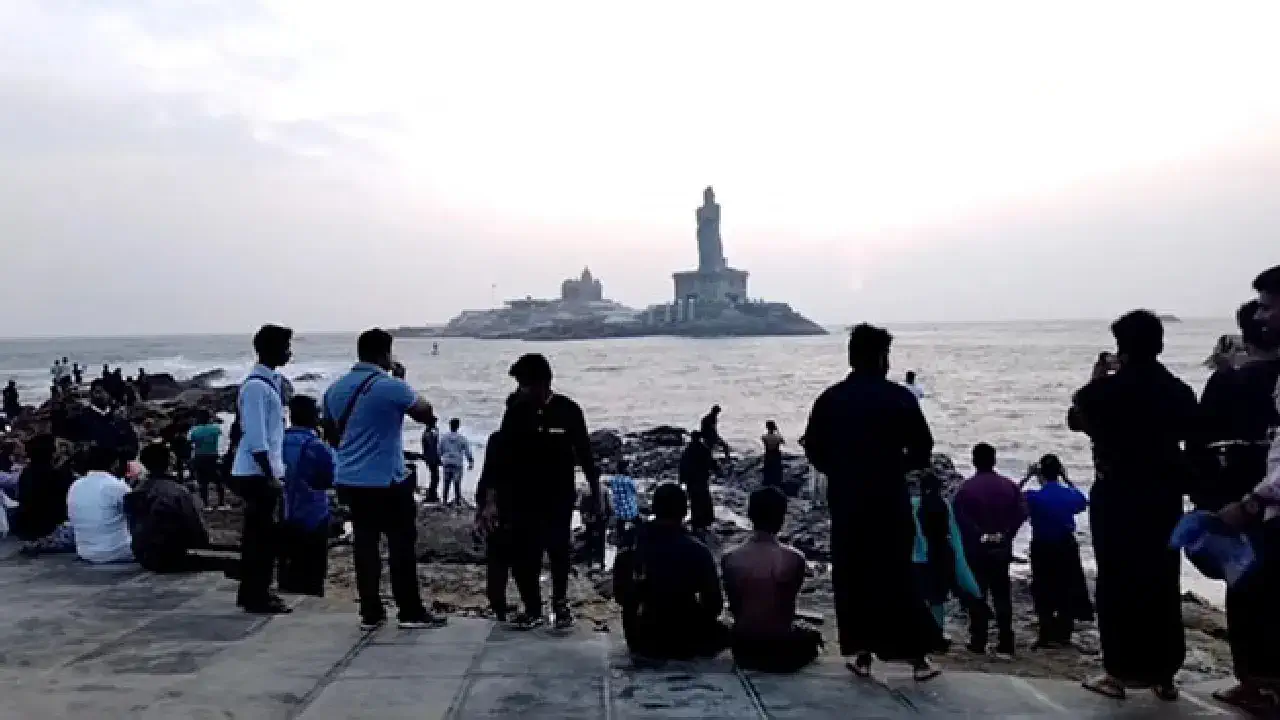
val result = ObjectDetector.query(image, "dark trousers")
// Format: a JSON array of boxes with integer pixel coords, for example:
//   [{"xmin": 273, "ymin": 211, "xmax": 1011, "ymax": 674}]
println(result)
[
  {"xmin": 342, "ymin": 483, "xmax": 426, "ymax": 624},
  {"xmin": 732, "ymin": 625, "xmax": 824, "ymax": 673},
  {"xmin": 970, "ymin": 549, "xmax": 1014, "ymax": 651},
  {"xmin": 279, "ymin": 522, "xmax": 329, "ymax": 597},
  {"xmin": 584, "ymin": 519, "xmax": 607, "ymax": 568},
  {"xmin": 687, "ymin": 481, "xmax": 713, "ymax": 530},
  {"xmin": 194, "ymin": 455, "xmax": 225, "ymax": 507},
  {"xmin": 1227, "ymin": 520, "xmax": 1280, "ymax": 683},
  {"xmin": 511, "ymin": 502, "xmax": 574, "ymax": 614},
  {"xmin": 625, "ymin": 613, "xmax": 730, "ymax": 661},
  {"xmin": 1030, "ymin": 536, "xmax": 1093, "ymax": 644},
  {"xmin": 236, "ymin": 477, "xmax": 281, "ymax": 607},
  {"xmin": 486, "ymin": 524, "xmax": 513, "ymax": 618},
  {"xmin": 424, "ymin": 464, "xmax": 441, "ymax": 503}
]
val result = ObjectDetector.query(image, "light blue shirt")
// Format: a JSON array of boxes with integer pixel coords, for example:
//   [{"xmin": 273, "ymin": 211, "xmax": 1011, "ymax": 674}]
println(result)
[
  {"xmin": 324, "ymin": 362, "xmax": 418, "ymax": 488},
  {"xmin": 231, "ymin": 364, "xmax": 286, "ymax": 478}
]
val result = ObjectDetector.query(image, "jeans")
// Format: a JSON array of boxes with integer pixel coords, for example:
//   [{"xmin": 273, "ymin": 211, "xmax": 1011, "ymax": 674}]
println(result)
[
  {"xmin": 486, "ymin": 524, "xmax": 514, "ymax": 617},
  {"xmin": 341, "ymin": 483, "xmax": 427, "ymax": 624},
  {"xmin": 511, "ymin": 501, "xmax": 574, "ymax": 614},
  {"xmin": 970, "ymin": 549, "xmax": 1014, "ymax": 651},
  {"xmin": 193, "ymin": 455, "xmax": 225, "ymax": 507},
  {"xmin": 235, "ymin": 477, "xmax": 281, "ymax": 608},
  {"xmin": 442, "ymin": 464, "xmax": 464, "ymax": 505}
]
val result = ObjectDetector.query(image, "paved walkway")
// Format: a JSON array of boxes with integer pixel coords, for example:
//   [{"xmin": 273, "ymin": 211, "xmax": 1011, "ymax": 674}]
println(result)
[{"xmin": 0, "ymin": 544, "xmax": 1246, "ymax": 718}]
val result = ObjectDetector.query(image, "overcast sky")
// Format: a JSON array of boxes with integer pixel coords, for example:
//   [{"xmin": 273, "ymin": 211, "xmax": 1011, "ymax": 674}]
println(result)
[{"xmin": 1, "ymin": 1, "xmax": 1278, "ymax": 337}]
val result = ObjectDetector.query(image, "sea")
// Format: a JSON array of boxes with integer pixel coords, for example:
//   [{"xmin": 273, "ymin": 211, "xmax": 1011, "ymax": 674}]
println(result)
[{"xmin": 0, "ymin": 319, "xmax": 1234, "ymax": 602}]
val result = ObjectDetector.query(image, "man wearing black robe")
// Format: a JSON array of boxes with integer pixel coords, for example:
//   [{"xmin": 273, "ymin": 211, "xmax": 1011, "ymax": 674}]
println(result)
[
  {"xmin": 803, "ymin": 323, "xmax": 942, "ymax": 680},
  {"xmin": 1070, "ymin": 310, "xmax": 1197, "ymax": 701}
]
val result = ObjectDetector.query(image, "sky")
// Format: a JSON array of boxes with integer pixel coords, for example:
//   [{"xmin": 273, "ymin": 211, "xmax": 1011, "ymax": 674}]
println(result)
[{"xmin": 1, "ymin": 1, "xmax": 1278, "ymax": 337}]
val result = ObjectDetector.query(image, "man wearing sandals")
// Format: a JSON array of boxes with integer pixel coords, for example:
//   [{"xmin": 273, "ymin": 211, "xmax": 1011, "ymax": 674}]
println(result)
[{"xmin": 1069, "ymin": 310, "xmax": 1196, "ymax": 702}]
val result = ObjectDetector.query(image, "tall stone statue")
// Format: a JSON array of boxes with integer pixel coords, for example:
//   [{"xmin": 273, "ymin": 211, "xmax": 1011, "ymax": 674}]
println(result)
[{"xmin": 696, "ymin": 186, "xmax": 726, "ymax": 272}]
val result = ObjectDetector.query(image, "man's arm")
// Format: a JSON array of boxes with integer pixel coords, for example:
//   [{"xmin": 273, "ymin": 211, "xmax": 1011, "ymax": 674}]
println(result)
[
  {"xmin": 720, "ymin": 556, "xmax": 742, "ymax": 616},
  {"xmin": 463, "ymin": 437, "xmax": 474, "ymax": 467},
  {"xmin": 697, "ymin": 547, "xmax": 724, "ymax": 618},
  {"xmin": 568, "ymin": 401, "xmax": 601, "ymax": 494},
  {"xmin": 406, "ymin": 396, "xmax": 435, "ymax": 425},
  {"xmin": 239, "ymin": 384, "xmax": 275, "ymax": 479}
]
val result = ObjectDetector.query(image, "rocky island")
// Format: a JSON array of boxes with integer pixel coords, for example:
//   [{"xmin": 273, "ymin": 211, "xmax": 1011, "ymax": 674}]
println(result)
[{"xmin": 391, "ymin": 187, "xmax": 827, "ymax": 341}]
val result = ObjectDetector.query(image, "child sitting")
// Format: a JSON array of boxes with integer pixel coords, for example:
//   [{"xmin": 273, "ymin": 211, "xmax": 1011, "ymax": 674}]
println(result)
[{"xmin": 1021, "ymin": 454, "xmax": 1093, "ymax": 648}]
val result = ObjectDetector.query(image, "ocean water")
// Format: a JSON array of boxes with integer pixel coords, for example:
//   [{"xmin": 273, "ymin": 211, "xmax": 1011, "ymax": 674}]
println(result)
[{"xmin": 0, "ymin": 320, "xmax": 1234, "ymax": 601}]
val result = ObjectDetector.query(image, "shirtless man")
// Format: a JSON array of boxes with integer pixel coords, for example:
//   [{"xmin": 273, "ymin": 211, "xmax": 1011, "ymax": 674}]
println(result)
[{"xmin": 722, "ymin": 487, "xmax": 823, "ymax": 672}]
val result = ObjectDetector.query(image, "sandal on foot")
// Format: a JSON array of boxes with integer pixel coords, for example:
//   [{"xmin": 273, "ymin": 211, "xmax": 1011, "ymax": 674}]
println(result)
[
  {"xmin": 1082, "ymin": 674, "xmax": 1126, "ymax": 700},
  {"xmin": 845, "ymin": 652, "xmax": 873, "ymax": 678}
]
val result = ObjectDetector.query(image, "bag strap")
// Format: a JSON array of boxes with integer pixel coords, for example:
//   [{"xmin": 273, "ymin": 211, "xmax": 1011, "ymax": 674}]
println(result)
[
  {"xmin": 236, "ymin": 373, "xmax": 281, "ymax": 418},
  {"xmin": 331, "ymin": 372, "xmax": 382, "ymax": 447}
]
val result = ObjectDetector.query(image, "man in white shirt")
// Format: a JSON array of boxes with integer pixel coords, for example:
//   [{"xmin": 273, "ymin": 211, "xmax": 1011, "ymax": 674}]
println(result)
[
  {"xmin": 905, "ymin": 371, "xmax": 925, "ymax": 400},
  {"xmin": 67, "ymin": 444, "xmax": 134, "ymax": 564},
  {"xmin": 232, "ymin": 324, "xmax": 293, "ymax": 615},
  {"xmin": 438, "ymin": 418, "xmax": 474, "ymax": 506}
]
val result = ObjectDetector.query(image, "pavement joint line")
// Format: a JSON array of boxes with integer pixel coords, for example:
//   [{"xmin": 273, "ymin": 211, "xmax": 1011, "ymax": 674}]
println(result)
[
  {"xmin": 1009, "ymin": 676, "xmax": 1069, "ymax": 715},
  {"xmin": 285, "ymin": 613, "xmax": 381, "ymax": 720},
  {"xmin": 734, "ymin": 667, "xmax": 772, "ymax": 719},
  {"xmin": 1181, "ymin": 689, "xmax": 1230, "ymax": 716},
  {"xmin": 442, "ymin": 620, "xmax": 499, "ymax": 720}
]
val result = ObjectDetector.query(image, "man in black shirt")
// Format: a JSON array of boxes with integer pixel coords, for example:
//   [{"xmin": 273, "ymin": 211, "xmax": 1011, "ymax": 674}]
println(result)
[
  {"xmin": 614, "ymin": 482, "xmax": 728, "ymax": 661},
  {"xmin": 483, "ymin": 353, "xmax": 602, "ymax": 630},
  {"xmin": 679, "ymin": 432, "xmax": 722, "ymax": 537},
  {"xmin": 700, "ymin": 405, "xmax": 731, "ymax": 461}
]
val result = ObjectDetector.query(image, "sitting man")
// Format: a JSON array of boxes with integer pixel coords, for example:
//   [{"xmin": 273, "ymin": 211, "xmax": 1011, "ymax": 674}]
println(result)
[
  {"xmin": 722, "ymin": 487, "xmax": 824, "ymax": 672},
  {"xmin": 613, "ymin": 482, "xmax": 728, "ymax": 661},
  {"xmin": 11, "ymin": 434, "xmax": 77, "ymax": 554},
  {"xmin": 125, "ymin": 443, "xmax": 235, "ymax": 574},
  {"xmin": 67, "ymin": 444, "xmax": 135, "ymax": 564}
]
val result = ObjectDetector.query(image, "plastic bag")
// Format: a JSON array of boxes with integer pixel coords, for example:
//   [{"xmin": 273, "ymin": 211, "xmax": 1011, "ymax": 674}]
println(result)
[{"xmin": 1169, "ymin": 511, "xmax": 1256, "ymax": 587}]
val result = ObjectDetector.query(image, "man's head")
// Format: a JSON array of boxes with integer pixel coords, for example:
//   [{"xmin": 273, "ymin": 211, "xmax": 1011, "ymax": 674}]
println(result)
[
  {"xmin": 848, "ymin": 323, "xmax": 893, "ymax": 376},
  {"xmin": 972, "ymin": 442, "xmax": 997, "ymax": 473},
  {"xmin": 6, "ymin": 379, "xmax": 14, "ymax": 388},
  {"xmin": 765, "ymin": 420, "xmax": 778, "ymax": 434},
  {"xmin": 253, "ymin": 324, "xmax": 294, "ymax": 369},
  {"xmin": 747, "ymin": 487, "xmax": 787, "ymax": 535},
  {"xmin": 449, "ymin": 417, "xmax": 461, "ymax": 432},
  {"xmin": 652, "ymin": 482, "xmax": 689, "ymax": 524},
  {"xmin": 1038, "ymin": 453, "xmax": 1065, "ymax": 484},
  {"xmin": 1253, "ymin": 265, "xmax": 1280, "ymax": 335},
  {"xmin": 905, "ymin": 370, "xmax": 917, "ymax": 384},
  {"xmin": 1237, "ymin": 300, "xmax": 1279, "ymax": 353},
  {"xmin": 710, "ymin": 404, "xmax": 721, "ymax": 417},
  {"xmin": 289, "ymin": 395, "xmax": 321, "ymax": 429},
  {"xmin": 25, "ymin": 434, "xmax": 56, "ymax": 465},
  {"xmin": 1110, "ymin": 310, "xmax": 1163, "ymax": 362},
  {"xmin": 509, "ymin": 353, "xmax": 554, "ymax": 402},
  {"xmin": 355, "ymin": 328, "xmax": 395, "ymax": 370},
  {"xmin": 90, "ymin": 384, "xmax": 112, "ymax": 410},
  {"xmin": 138, "ymin": 442, "xmax": 172, "ymax": 477}
]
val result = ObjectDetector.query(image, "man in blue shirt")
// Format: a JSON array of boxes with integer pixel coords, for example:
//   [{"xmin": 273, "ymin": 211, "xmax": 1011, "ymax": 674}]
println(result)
[
  {"xmin": 324, "ymin": 328, "xmax": 443, "ymax": 631},
  {"xmin": 231, "ymin": 324, "xmax": 292, "ymax": 615},
  {"xmin": 280, "ymin": 395, "xmax": 335, "ymax": 597},
  {"xmin": 1021, "ymin": 454, "xmax": 1092, "ymax": 649}
]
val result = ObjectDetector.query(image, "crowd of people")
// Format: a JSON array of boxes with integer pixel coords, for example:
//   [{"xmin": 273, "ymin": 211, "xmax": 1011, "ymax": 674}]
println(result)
[{"xmin": 2, "ymin": 264, "xmax": 1278, "ymax": 710}]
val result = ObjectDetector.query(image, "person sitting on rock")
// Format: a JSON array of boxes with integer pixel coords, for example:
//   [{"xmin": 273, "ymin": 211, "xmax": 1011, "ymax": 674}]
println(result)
[
  {"xmin": 613, "ymin": 482, "xmax": 729, "ymax": 662},
  {"xmin": 279, "ymin": 395, "xmax": 335, "ymax": 596},
  {"xmin": 67, "ymin": 444, "xmax": 135, "ymax": 564},
  {"xmin": 11, "ymin": 434, "xmax": 77, "ymax": 555},
  {"xmin": 722, "ymin": 487, "xmax": 823, "ymax": 672},
  {"xmin": 124, "ymin": 443, "xmax": 236, "ymax": 575}
]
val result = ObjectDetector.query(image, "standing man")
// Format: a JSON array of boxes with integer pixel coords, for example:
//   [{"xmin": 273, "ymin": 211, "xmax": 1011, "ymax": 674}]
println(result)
[
  {"xmin": 1070, "ymin": 310, "xmax": 1196, "ymax": 702},
  {"xmin": 438, "ymin": 418, "xmax": 474, "ymax": 506},
  {"xmin": 679, "ymin": 432, "xmax": 722, "ymax": 538},
  {"xmin": 700, "ymin": 405, "xmax": 731, "ymax": 461},
  {"xmin": 231, "ymin": 324, "xmax": 293, "ymax": 615},
  {"xmin": 189, "ymin": 413, "xmax": 226, "ymax": 510},
  {"xmin": 50, "ymin": 358, "xmax": 64, "ymax": 399},
  {"xmin": 481, "ymin": 353, "xmax": 602, "ymax": 630},
  {"xmin": 421, "ymin": 416, "xmax": 442, "ymax": 503},
  {"xmin": 72, "ymin": 363, "xmax": 83, "ymax": 386},
  {"xmin": 953, "ymin": 442, "xmax": 1026, "ymax": 659},
  {"xmin": 3, "ymin": 380, "xmax": 20, "ymax": 420},
  {"xmin": 324, "ymin": 329, "xmax": 444, "ymax": 631}
]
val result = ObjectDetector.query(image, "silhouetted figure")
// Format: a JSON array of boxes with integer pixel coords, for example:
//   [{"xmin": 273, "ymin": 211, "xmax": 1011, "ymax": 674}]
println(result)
[
  {"xmin": 1020, "ymin": 454, "xmax": 1092, "ymax": 649},
  {"xmin": 700, "ymin": 405, "xmax": 731, "ymax": 460},
  {"xmin": 761, "ymin": 420, "xmax": 785, "ymax": 489},
  {"xmin": 11, "ymin": 434, "xmax": 76, "ymax": 553},
  {"xmin": 614, "ymin": 482, "xmax": 729, "ymax": 661},
  {"xmin": 3, "ymin": 380, "xmax": 20, "ymax": 420},
  {"xmin": 136, "ymin": 369, "xmax": 151, "ymax": 402},
  {"xmin": 679, "ymin": 432, "xmax": 721, "ymax": 535},
  {"xmin": 803, "ymin": 323, "xmax": 942, "ymax": 681},
  {"xmin": 1070, "ymin": 310, "xmax": 1196, "ymax": 702},
  {"xmin": 72, "ymin": 363, "xmax": 83, "ymax": 386},
  {"xmin": 421, "ymin": 416, "xmax": 442, "ymax": 503},
  {"xmin": 476, "ymin": 427, "xmax": 513, "ymax": 621}
]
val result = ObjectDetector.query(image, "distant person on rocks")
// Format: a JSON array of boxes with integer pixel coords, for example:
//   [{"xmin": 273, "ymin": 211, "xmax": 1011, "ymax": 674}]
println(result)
[
  {"xmin": 1020, "ymin": 454, "xmax": 1092, "ymax": 649},
  {"xmin": 700, "ymin": 405, "xmax": 731, "ymax": 461},
  {"xmin": 125, "ymin": 443, "xmax": 232, "ymax": 574},
  {"xmin": 189, "ymin": 413, "xmax": 226, "ymax": 510},
  {"xmin": 475, "ymin": 426, "xmax": 514, "ymax": 621},
  {"xmin": 953, "ymin": 443, "xmax": 1026, "ymax": 658},
  {"xmin": 231, "ymin": 324, "xmax": 293, "ymax": 615},
  {"xmin": 1214, "ymin": 266, "xmax": 1280, "ymax": 712},
  {"xmin": 67, "ymin": 444, "xmax": 135, "ymax": 564},
  {"xmin": 3, "ymin": 380, "xmax": 20, "ymax": 420},
  {"xmin": 803, "ymin": 323, "xmax": 943, "ymax": 682},
  {"xmin": 136, "ymin": 369, "xmax": 151, "ymax": 402},
  {"xmin": 761, "ymin": 420, "xmax": 785, "ymax": 489},
  {"xmin": 614, "ymin": 482, "xmax": 728, "ymax": 661},
  {"xmin": 904, "ymin": 371, "xmax": 925, "ymax": 399},
  {"xmin": 72, "ymin": 363, "xmax": 83, "ymax": 386},
  {"xmin": 483, "ymin": 352, "xmax": 602, "ymax": 631},
  {"xmin": 324, "ymin": 328, "xmax": 444, "ymax": 631},
  {"xmin": 679, "ymin": 431, "xmax": 722, "ymax": 537},
  {"xmin": 1069, "ymin": 310, "xmax": 1197, "ymax": 702},
  {"xmin": 438, "ymin": 418, "xmax": 474, "ymax": 506},
  {"xmin": 279, "ymin": 395, "xmax": 335, "ymax": 597},
  {"xmin": 11, "ymin": 434, "xmax": 76, "ymax": 554},
  {"xmin": 421, "ymin": 416, "xmax": 442, "ymax": 503},
  {"xmin": 78, "ymin": 384, "xmax": 140, "ymax": 471},
  {"xmin": 722, "ymin": 487, "xmax": 823, "ymax": 672},
  {"xmin": 165, "ymin": 421, "xmax": 192, "ymax": 484},
  {"xmin": 608, "ymin": 459, "xmax": 640, "ymax": 546},
  {"xmin": 50, "ymin": 359, "xmax": 64, "ymax": 398},
  {"xmin": 59, "ymin": 357, "xmax": 71, "ymax": 393}
]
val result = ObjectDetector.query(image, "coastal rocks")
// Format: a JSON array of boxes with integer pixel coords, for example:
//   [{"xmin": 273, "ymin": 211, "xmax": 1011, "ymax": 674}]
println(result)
[
  {"xmin": 415, "ymin": 504, "xmax": 485, "ymax": 564},
  {"xmin": 632, "ymin": 425, "xmax": 686, "ymax": 447},
  {"xmin": 589, "ymin": 429, "xmax": 623, "ymax": 465},
  {"xmin": 143, "ymin": 370, "xmax": 229, "ymax": 402},
  {"xmin": 292, "ymin": 372, "xmax": 325, "ymax": 383}
]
